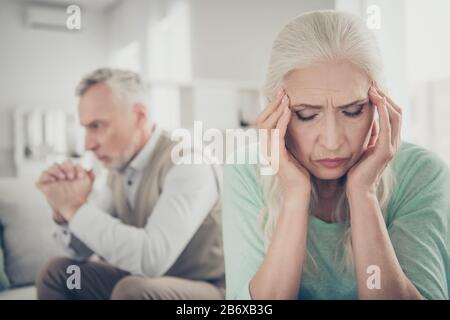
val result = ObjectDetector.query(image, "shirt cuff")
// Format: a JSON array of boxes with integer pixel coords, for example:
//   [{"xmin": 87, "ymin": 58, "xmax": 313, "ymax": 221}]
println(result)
[
  {"xmin": 53, "ymin": 224, "xmax": 71, "ymax": 247},
  {"xmin": 68, "ymin": 203, "xmax": 110, "ymax": 249}
]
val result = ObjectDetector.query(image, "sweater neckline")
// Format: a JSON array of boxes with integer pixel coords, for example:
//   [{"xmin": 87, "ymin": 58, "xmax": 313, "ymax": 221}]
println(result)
[{"xmin": 310, "ymin": 215, "xmax": 346, "ymax": 229}]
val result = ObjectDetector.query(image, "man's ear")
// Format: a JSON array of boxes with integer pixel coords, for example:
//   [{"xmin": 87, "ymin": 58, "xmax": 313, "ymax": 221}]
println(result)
[{"xmin": 132, "ymin": 103, "xmax": 148, "ymax": 127}]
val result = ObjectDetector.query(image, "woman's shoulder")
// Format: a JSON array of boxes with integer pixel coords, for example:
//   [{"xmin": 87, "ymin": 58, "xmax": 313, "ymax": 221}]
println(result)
[
  {"xmin": 224, "ymin": 142, "xmax": 262, "ymax": 181},
  {"xmin": 223, "ymin": 142, "xmax": 265, "ymax": 198},
  {"xmin": 391, "ymin": 141, "xmax": 449, "ymax": 182},
  {"xmin": 222, "ymin": 143, "xmax": 266, "ymax": 223},
  {"xmin": 387, "ymin": 141, "xmax": 450, "ymax": 220}
]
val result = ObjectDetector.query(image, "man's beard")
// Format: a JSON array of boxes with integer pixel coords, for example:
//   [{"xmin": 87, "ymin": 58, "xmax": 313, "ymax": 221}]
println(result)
[{"xmin": 102, "ymin": 133, "xmax": 141, "ymax": 171}]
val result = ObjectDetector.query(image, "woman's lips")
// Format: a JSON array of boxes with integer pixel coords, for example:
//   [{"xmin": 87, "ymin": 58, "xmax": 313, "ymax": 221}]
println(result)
[{"xmin": 314, "ymin": 158, "xmax": 348, "ymax": 169}]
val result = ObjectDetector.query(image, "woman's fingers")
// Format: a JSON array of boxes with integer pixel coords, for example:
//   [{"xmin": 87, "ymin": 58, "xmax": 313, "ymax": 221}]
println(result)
[
  {"xmin": 385, "ymin": 100, "xmax": 401, "ymax": 150},
  {"xmin": 256, "ymin": 88, "xmax": 285, "ymax": 125},
  {"xmin": 383, "ymin": 94, "xmax": 402, "ymax": 115},
  {"xmin": 276, "ymin": 104, "xmax": 291, "ymax": 148},
  {"xmin": 373, "ymin": 84, "xmax": 403, "ymax": 115},
  {"xmin": 263, "ymin": 94, "xmax": 289, "ymax": 129},
  {"xmin": 369, "ymin": 87, "xmax": 392, "ymax": 157},
  {"xmin": 372, "ymin": 87, "xmax": 402, "ymax": 150},
  {"xmin": 258, "ymin": 92, "xmax": 290, "ymax": 162},
  {"xmin": 267, "ymin": 94, "xmax": 290, "ymax": 154}
]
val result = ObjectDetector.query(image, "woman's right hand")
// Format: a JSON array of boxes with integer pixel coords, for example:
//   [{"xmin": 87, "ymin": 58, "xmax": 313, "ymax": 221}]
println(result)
[
  {"xmin": 256, "ymin": 88, "xmax": 311, "ymax": 200},
  {"xmin": 251, "ymin": 89, "xmax": 311, "ymax": 299}
]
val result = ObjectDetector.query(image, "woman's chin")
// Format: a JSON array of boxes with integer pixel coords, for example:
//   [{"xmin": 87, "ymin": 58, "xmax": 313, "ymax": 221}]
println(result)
[{"xmin": 310, "ymin": 168, "xmax": 347, "ymax": 181}]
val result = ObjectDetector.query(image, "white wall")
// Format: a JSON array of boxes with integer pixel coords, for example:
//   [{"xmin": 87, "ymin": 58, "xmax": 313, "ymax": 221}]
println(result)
[
  {"xmin": 103, "ymin": 0, "xmax": 336, "ymax": 131},
  {"xmin": 105, "ymin": 0, "xmax": 156, "ymax": 74},
  {"xmin": 0, "ymin": 0, "xmax": 108, "ymax": 111},
  {"xmin": 335, "ymin": 0, "xmax": 412, "ymax": 142},
  {"xmin": 105, "ymin": 0, "xmax": 185, "ymax": 130},
  {"xmin": 0, "ymin": 0, "xmax": 108, "ymax": 176},
  {"xmin": 405, "ymin": 0, "xmax": 450, "ymax": 86},
  {"xmin": 190, "ymin": 0, "xmax": 335, "ymax": 83},
  {"xmin": 187, "ymin": 0, "xmax": 336, "ymax": 129},
  {"xmin": 405, "ymin": 0, "xmax": 450, "ymax": 164}
]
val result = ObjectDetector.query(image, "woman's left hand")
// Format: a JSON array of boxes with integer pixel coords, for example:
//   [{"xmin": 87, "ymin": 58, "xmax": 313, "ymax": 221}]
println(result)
[{"xmin": 347, "ymin": 85, "xmax": 402, "ymax": 195}]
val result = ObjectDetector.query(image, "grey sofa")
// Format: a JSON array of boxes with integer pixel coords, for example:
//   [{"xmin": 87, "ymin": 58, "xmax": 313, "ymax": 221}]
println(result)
[{"xmin": 0, "ymin": 180, "xmax": 66, "ymax": 300}]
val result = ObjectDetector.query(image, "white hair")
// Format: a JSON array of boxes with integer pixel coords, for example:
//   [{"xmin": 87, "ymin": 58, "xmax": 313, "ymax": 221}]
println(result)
[
  {"xmin": 75, "ymin": 68, "xmax": 148, "ymax": 108},
  {"xmin": 259, "ymin": 10, "xmax": 396, "ymax": 274}
]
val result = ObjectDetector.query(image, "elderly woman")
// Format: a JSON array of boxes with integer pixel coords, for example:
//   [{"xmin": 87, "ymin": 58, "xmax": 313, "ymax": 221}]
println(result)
[{"xmin": 222, "ymin": 11, "xmax": 449, "ymax": 300}]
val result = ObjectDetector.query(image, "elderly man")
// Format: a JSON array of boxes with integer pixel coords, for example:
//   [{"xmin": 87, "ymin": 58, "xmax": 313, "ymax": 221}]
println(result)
[{"xmin": 35, "ymin": 68, "xmax": 225, "ymax": 300}]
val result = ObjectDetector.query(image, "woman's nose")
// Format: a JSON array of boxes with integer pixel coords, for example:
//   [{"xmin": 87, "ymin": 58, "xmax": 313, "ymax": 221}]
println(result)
[{"xmin": 318, "ymin": 116, "xmax": 344, "ymax": 151}]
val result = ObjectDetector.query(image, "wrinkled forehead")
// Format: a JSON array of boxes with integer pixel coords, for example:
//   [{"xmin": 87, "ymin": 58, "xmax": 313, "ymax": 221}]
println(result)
[{"xmin": 283, "ymin": 62, "xmax": 371, "ymax": 106}]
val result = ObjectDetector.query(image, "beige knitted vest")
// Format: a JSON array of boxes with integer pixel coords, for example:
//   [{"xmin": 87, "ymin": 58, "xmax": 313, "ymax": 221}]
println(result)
[{"xmin": 108, "ymin": 131, "xmax": 225, "ymax": 284}]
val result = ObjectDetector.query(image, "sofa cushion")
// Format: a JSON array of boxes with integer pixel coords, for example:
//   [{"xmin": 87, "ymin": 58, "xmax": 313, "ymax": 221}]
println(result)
[
  {"xmin": 0, "ymin": 224, "xmax": 10, "ymax": 290},
  {"xmin": 0, "ymin": 201, "xmax": 66, "ymax": 287},
  {"xmin": 0, "ymin": 285, "xmax": 36, "ymax": 300}
]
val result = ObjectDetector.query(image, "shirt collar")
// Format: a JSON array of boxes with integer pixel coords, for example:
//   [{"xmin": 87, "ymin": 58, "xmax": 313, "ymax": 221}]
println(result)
[{"xmin": 125, "ymin": 124, "xmax": 162, "ymax": 174}]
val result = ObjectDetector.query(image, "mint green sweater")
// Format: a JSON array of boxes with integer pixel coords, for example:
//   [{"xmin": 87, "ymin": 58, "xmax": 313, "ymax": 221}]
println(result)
[{"xmin": 222, "ymin": 142, "xmax": 450, "ymax": 300}]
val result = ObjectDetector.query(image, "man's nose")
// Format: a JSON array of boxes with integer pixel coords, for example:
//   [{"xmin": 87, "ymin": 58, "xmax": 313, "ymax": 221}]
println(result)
[
  {"xmin": 319, "ymin": 116, "xmax": 343, "ymax": 152},
  {"xmin": 84, "ymin": 134, "xmax": 98, "ymax": 152}
]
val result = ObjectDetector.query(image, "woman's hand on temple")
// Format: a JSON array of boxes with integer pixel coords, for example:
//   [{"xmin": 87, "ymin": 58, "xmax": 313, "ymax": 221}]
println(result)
[
  {"xmin": 251, "ymin": 89, "xmax": 312, "ymax": 300},
  {"xmin": 256, "ymin": 88, "xmax": 311, "ymax": 200},
  {"xmin": 347, "ymin": 85, "xmax": 402, "ymax": 195}
]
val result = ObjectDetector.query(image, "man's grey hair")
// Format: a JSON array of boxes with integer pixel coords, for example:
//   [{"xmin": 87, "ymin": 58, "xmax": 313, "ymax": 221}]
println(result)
[{"xmin": 75, "ymin": 68, "xmax": 148, "ymax": 108}]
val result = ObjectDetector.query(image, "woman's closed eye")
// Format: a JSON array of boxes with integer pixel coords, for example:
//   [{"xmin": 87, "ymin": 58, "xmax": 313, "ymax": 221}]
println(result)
[
  {"xmin": 294, "ymin": 109, "xmax": 318, "ymax": 121},
  {"xmin": 294, "ymin": 103, "xmax": 366, "ymax": 121},
  {"xmin": 342, "ymin": 103, "xmax": 365, "ymax": 118}
]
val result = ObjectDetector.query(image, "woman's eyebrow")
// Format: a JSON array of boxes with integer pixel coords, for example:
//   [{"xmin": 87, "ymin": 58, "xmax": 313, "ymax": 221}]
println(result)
[{"xmin": 291, "ymin": 99, "xmax": 369, "ymax": 109}]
